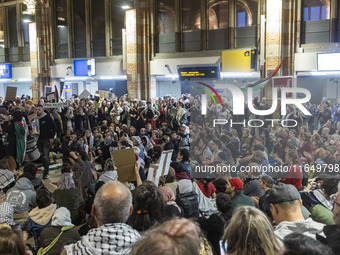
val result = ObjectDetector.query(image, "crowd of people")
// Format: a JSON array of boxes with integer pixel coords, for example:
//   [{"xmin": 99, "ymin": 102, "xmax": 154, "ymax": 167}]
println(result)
[{"xmin": 0, "ymin": 93, "xmax": 339, "ymax": 255}]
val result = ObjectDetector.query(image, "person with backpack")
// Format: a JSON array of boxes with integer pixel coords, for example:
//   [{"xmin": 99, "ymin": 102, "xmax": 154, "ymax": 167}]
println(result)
[
  {"xmin": 176, "ymin": 179, "xmax": 199, "ymax": 218},
  {"xmin": 140, "ymin": 101, "xmax": 160, "ymax": 130},
  {"xmin": 38, "ymin": 207, "xmax": 80, "ymax": 255}
]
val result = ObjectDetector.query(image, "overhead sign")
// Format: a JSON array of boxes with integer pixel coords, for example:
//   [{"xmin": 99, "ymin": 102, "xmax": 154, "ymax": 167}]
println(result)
[
  {"xmin": 0, "ymin": 64, "xmax": 12, "ymax": 79},
  {"xmin": 178, "ymin": 64, "xmax": 220, "ymax": 80},
  {"xmin": 222, "ymin": 49, "xmax": 256, "ymax": 72},
  {"xmin": 317, "ymin": 52, "xmax": 340, "ymax": 71},
  {"xmin": 74, "ymin": 59, "xmax": 96, "ymax": 76}
]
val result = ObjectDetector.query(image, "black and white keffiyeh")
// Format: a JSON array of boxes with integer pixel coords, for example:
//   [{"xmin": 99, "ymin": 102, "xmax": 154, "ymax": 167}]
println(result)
[
  {"xmin": 64, "ymin": 223, "xmax": 140, "ymax": 255},
  {"xmin": 0, "ymin": 169, "xmax": 15, "ymax": 190}
]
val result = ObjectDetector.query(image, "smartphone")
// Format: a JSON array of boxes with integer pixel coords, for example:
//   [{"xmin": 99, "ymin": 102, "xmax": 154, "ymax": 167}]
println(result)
[{"xmin": 220, "ymin": 240, "xmax": 227, "ymax": 255}]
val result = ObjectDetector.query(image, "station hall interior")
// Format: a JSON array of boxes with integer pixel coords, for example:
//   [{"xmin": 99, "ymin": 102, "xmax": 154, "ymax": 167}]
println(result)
[{"xmin": 0, "ymin": 0, "xmax": 339, "ymax": 102}]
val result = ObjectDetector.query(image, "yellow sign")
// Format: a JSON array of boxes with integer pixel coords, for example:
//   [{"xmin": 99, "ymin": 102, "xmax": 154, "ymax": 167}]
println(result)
[{"xmin": 222, "ymin": 49, "xmax": 256, "ymax": 72}]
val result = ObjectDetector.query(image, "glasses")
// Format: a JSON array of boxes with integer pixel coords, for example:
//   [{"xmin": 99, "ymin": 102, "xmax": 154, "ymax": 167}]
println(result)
[{"xmin": 330, "ymin": 193, "xmax": 340, "ymax": 207}]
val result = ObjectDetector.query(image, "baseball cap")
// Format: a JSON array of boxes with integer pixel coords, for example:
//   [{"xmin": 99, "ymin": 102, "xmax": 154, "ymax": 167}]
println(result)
[
  {"xmin": 266, "ymin": 183, "xmax": 301, "ymax": 204},
  {"xmin": 229, "ymin": 178, "xmax": 243, "ymax": 190}
]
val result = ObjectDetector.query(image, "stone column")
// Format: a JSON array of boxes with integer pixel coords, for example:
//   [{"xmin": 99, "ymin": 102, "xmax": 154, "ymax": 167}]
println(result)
[
  {"xmin": 265, "ymin": 0, "xmax": 297, "ymax": 76},
  {"xmin": 126, "ymin": 0, "xmax": 152, "ymax": 100},
  {"xmin": 25, "ymin": 1, "xmax": 52, "ymax": 103}
]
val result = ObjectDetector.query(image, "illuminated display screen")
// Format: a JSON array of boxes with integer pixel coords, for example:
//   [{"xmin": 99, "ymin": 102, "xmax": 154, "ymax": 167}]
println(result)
[
  {"xmin": 74, "ymin": 59, "xmax": 96, "ymax": 76},
  {"xmin": 178, "ymin": 65, "xmax": 220, "ymax": 80},
  {"xmin": 0, "ymin": 64, "xmax": 12, "ymax": 79},
  {"xmin": 317, "ymin": 53, "xmax": 340, "ymax": 71}
]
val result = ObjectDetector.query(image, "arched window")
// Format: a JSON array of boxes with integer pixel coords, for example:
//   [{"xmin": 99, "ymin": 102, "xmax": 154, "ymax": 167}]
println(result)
[
  {"xmin": 208, "ymin": 0, "xmax": 229, "ymax": 30},
  {"xmin": 302, "ymin": 0, "xmax": 330, "ymax": 21},
  {"xmin": 236, "ymin": 0, "xmax": 254, "ymax": 27},
  {"xmin": 158, "ymin": 0, "xmax": 175, "ymax": 34},
  {"xmin": 207, "ymin": 0, "xmax": 229, "ymax": 50}
]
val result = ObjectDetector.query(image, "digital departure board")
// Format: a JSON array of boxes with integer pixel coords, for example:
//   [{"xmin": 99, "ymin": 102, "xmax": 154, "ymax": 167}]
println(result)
[
  {"xmin": 0, "ymin": 64, "xmax": 12, "ymax": 79},
  {"xmin": 74, "ymin": 59, "xmax": 96, "ymax": 76},
  {"xmin": 178, "ymin": 64, "xmax": 220, "ymax": 80}
]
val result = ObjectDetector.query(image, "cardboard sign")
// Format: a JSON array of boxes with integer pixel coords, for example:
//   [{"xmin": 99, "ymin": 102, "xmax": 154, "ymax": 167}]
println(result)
[
  {"xmin": 111, "ymin": 148, "xmax": 136, "ymax": 182},
  {"xmin": 5, "ymin": 86, "xmax": 17, "ymax": 101},
  {"xmin": 147, "ymin": 164, "xmax": 160, "ymax": 186},
  {"xmin": 156, "ymin": 150, "xmax": 173, "ymax": 178},
  {"xmin": 79, "ymin": 89, "xmax": 91, "ymax": 99}
]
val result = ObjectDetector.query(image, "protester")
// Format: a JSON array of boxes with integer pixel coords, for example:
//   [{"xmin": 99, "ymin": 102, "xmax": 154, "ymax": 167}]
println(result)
[
  {"xmin": 0, "ymin": 227, "xmax": 27, "ymax": 255},
  {"xmin": 26, "ymin": 189, "xmax": 57, "ymax": 245},
  {"xmin": 63, "ymin": 181, "xmax": 140, "ymax": 254},
  {"xmin": 198, "ymin": 193, "xmax": 233, "ymax": 255},
  {"xmin": 34, "ymin": 105, "xmax": 57, "ymax": 179},
  {"xmin": 266, "ymin": 183, "xmax": 325, "ymax": 242},
  {"xmin": 127, "ymin": 181, "xmax": 168, "ymax": 232},
  {"xmin": 281, "ymin": 233, "xmax": 334, "ymax": 255},
  {"xmin": 222, "ymin": 206, "xmax": 281, "ymax": 255},
  {"xmin": 225, "ymin": 178, "xmax": 255, "ymax": 209},
  {"xmin": 53, "ymin": 169, "xmax": 80, "ymax": 224},
  {"xmin": 130, "ymin": 218, "xmax": 200, "ymax": 255},
  {"xmin": 38, "ymin": 207, "xmax": 81, "ymax": 255}
]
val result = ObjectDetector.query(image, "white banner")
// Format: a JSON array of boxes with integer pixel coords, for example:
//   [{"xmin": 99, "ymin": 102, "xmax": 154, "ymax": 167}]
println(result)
[{"xmin": 42, "ymin": 102, "xmax": 70, "ymax": 108}]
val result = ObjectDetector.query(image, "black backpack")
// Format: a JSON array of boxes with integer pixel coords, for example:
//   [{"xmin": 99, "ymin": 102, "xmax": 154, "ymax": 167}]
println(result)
[{"xmin": 176, "ymin": 191, "xmax": 199, "ymax": 218}]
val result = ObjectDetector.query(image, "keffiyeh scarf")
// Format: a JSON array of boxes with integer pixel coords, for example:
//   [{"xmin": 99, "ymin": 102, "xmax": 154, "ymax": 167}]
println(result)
[{"xmin": 64, "ymin": 223, "xmax": 140, "ymax": 255}]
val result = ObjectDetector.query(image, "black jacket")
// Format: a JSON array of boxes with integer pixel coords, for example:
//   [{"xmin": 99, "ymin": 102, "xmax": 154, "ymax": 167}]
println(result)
[
  {"xmin": 198, "ymin": 210, "xmax": 233, "ymax": 255},
  {"xmin": 317, "ymin": 225, "xmax": 340, "ymax": 255},
  {"xmin": 38, "ymin": 114, "xmax": 56, "ymax": 140}
]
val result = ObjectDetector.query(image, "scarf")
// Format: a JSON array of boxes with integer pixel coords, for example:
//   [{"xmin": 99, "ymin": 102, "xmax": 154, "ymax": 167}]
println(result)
[
  {"xmin": 176, "ymin": 172, "xmax": 190, "ymax": 181},
  {"xmin": 33, "ymin": 112, "xmax": 47, "ymax": 137},
  {"xmin": 64, "ymin": 223, "xmax": 140, "ymax": 255},
  {"xmin": 98, "ymin": 170, "xmax": 118, "ymax": 183},
  {"xmin": 0, "ymin": 169, "xmax": 15, "ymax": 189}
]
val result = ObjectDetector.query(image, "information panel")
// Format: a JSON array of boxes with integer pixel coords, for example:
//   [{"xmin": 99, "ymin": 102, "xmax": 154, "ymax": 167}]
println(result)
[
  {"xmin": 178, "ymin": 64, "xmax": 220, "ymax": 80},
  {"xmin": 317, "ymin": 52, "xmax": 340, "ymax": 71},
  {"xmin": 0, "ymin": 64, "xmax": 12, "ymax": 79},
  {"xmin": 74, "ymin": 59, "xmax": 96, "ymax": 76}
]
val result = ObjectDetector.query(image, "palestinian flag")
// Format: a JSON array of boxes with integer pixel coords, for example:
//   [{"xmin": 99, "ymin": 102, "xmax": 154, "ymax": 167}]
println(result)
[
  {"xmin": 241, "ymin": 62, "xmax": 282, "ymax": 90},
  {"xmin": 14, "ymin": 121, "xmax": 26, "ymax": 165},
  {"xmin": 54, "ymin": 85, "xmax": 59, "ymax": 102}
]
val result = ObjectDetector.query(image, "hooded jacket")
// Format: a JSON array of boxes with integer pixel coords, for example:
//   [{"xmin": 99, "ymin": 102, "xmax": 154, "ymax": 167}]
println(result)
[
  {"xmin": 38, "ymin": 207, "xmax": 81, "ymax": 255},
  {"xmin": 28, "ymin": 203, "xmax": 57, "ymax": 245},
  {"xmin": 6, "ymin": 177, "xmax": 36, "ymax": 214}
]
